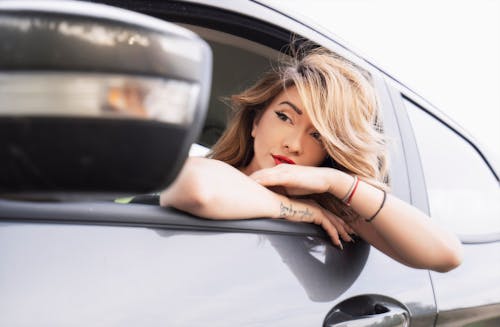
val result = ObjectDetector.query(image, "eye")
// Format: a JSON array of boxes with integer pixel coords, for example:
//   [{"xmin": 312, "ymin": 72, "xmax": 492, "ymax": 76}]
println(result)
[
  {"xmin": 274, "ymin": 111, "xmax": 292, "ymax": 123},
  {"xmin": 311, "ymin": 131, "xmax": 322, "ymax": 141}
]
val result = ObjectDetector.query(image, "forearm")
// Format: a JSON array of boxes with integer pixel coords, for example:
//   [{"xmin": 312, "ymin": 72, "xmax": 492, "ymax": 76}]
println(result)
[
  {"xmin": 160, "ymin": 158, "xmax": 347, "ymax": 246},
  {"xmin": 189, "ymin": 185, "xmax": 346, "ymax": 247},
  {"xmin": 161, "ymin": 158, "xmax": 272, "ymax": 219},
  {"xmin": 178, "ymin": 178, "xmax": 282, "ymax": 220},
  {"xmin": 328, "ymin": 170, "xmax": 463, "ymax": 272},
  {"xmin": 161, "ymin": 158, "xmax": 317, "ymax": 221}
]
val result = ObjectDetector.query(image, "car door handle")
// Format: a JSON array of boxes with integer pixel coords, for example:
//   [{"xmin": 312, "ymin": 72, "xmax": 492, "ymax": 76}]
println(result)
[{"xmin": 324, "ymin": 295, "xmax": 410, "ymax": 327}]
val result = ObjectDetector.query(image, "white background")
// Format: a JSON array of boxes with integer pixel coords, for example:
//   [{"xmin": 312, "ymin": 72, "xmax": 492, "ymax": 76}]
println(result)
[{"xmin": 263, "ymin": 0, "xmax": 500, "ymax": 168}]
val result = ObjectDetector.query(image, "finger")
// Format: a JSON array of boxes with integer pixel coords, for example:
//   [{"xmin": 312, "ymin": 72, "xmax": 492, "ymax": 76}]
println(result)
[
  {"xmin": 308, "ymin": 213, "xmax": 341, "ymax": 249},
  {"xmin": 252, "ymin": 165, "xmax": 296, "ymax": 183},
  {"xmin": 344, "ymin": 223, "xmax": 357, "ymax": 236},
  {"xmin": 340, "ymin": 221, "xmax": 354, "ymax": 234},
  {"xmin": 331, "ymin": 218, "xmax": 352, "ymax": 243},
  {"xmin": 249, "ymin": 169, "xmax": 282, "ymax": 186},
  {"xmin": 342, "ymin": 223, "xmax": 356, "ymax": 234},
  {"xmin": 327, "ymin": 213, "xmax": 353, "ymax": 243},
  {"xmin": 344, "ymin": 220, "xmax": 359, "ymax": 236},
  {"xmin": 319, "ymin": 217, "xmax": 342, "ymax": 248},
  {"xmin": 281, "ymin": 208, "xmax": 341, "ymax": 248},
  {"xmin": 278, "ymin": 200, "xmax": 343, "ymax": 249}
]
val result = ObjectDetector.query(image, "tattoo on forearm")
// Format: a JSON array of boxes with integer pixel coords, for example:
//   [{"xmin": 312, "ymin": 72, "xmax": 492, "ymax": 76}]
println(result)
[{"xmin": 280, "ymin": 202, "xmax": 313, "ymax": 221}]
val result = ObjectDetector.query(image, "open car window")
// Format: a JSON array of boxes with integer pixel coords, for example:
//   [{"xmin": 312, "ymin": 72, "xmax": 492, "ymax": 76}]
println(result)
[{"xmin": 180, "ymin": 24, "xmax": 284, "ymax": 148}]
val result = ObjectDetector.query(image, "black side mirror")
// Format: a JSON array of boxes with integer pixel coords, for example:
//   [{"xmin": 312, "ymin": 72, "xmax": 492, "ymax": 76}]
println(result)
[{"xmin": 0, "ymin": 1, "xmax": 212, "ymax": 194}]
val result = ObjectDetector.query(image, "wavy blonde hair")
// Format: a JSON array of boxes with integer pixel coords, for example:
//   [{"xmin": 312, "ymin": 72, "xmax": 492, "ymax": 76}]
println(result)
[{"xmin": 210, "ymin": 46, "xmax": 389, "ymax": 222}]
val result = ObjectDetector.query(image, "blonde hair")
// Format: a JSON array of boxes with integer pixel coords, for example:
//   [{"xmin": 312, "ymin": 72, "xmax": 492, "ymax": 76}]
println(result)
[{"xmin": 210, "ymin": 46, "xmax": 389, "ymax": 222}]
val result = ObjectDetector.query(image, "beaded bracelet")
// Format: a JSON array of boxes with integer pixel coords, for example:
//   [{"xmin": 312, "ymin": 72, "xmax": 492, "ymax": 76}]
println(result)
[{"xmin": 365, "ymin": 190, "xmax": 387, "ymax": 223}]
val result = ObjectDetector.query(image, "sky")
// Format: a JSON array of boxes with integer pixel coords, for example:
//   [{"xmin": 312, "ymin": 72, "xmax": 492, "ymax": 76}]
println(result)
[{"xmin": 263, "ymin": 0, "xmax": 500, "ymax": 167}]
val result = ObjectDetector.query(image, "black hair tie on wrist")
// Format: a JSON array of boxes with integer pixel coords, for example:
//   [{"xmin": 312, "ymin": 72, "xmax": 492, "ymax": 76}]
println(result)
[{"xmin": 365, "ymin": 190, "xmax": 386, "ymax": 223}]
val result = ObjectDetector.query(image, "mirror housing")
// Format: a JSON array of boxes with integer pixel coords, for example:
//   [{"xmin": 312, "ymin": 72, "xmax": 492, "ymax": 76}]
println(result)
[{"xmin": 0, "ymin": 1, "xmax": 211, "ymax": 194}]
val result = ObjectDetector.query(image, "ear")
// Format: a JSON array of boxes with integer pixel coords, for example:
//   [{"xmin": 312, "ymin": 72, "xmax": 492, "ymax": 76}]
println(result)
[
  {"xmin": 251, "ymin": 110, "xmax": 263, "ymax": 138},
  {"xmin": 251, "ymin": 120, "xmax": 257, "ymax": 138}
]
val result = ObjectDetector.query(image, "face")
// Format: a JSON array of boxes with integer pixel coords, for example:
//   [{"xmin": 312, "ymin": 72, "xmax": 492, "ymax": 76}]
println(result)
[{"xmin": 243, "ymin": 86, "xmax": 327, "ymax": 175}]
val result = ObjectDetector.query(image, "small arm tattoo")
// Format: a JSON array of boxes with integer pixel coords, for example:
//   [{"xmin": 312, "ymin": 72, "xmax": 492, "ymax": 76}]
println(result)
[{"xmin": 280, "ymin": 202, "xmax": 313, "ymax": 221}]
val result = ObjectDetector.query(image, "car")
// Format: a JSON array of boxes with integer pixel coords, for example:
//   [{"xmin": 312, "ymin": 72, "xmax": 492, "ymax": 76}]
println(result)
[{"xmin": 1, "ymin": 1, "xmax": 499, "ymax": 326}]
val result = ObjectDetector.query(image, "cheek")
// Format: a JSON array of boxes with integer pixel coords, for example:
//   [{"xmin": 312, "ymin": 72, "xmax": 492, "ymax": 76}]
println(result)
[
  {"xmin": 253, "ymin": 118, "xmax": 278, "ymax": 145},
  {"xmin": 252, "ymin": 127, "xmax": 268, "ymax": 156},
  {"xmin": 305, "ymin": 143, "xmax": 328, "ymax": 166}
]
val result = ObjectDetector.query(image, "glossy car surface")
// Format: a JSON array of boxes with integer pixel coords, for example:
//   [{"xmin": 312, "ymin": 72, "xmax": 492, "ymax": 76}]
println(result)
[{"xmin": 1, "ymin": 1, "xmax": 499, "ymax": 326}]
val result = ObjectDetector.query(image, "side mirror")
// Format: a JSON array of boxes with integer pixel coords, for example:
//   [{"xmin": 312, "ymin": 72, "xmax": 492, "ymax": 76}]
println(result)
[{"xmin": 0, "ymin": 1, "xmax": 211, "ymax": 194}]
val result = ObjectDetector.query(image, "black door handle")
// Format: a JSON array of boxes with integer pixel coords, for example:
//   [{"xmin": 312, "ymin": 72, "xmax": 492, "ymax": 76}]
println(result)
[{"xmin": 324, "ymin": 295, "xmax": 410, "ymax": 327}]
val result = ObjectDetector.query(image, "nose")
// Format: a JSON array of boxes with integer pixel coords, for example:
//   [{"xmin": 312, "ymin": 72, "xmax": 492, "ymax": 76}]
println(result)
[{"xmin": 283, "ymin": 131, "xmax": 304, "ymax": 155}]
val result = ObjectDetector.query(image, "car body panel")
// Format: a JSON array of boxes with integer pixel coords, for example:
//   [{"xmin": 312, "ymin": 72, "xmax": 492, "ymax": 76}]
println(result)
[
  {"xmin": 0, "ymin": 218, "xmax": 436, "ymax": 326},
  {"xmin": 1, "ymin": 221, "xmax": 342, "ymax": 326},
  {"xmin": 430, "ymin": 243, "xmax": 500, "ymax": 326}
]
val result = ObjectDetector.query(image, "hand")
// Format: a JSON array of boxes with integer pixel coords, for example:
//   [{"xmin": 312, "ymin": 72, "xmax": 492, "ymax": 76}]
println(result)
[
  {"xmin": 278, "ymin": 197, "xmax": 355, "ymax": 249},
  {"xmin": 250, "ymin": 164, "xmax": 335, "ymax": 196}
]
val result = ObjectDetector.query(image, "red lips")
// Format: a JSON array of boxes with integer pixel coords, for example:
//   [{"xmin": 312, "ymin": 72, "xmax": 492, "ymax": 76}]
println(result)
[{"xmin": 272, "ymin": 154, "xmax": 296, "ymax": 165}]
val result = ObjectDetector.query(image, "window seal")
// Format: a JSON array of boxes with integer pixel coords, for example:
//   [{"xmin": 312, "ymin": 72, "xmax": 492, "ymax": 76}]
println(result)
[
  {"xmin": 94, "ymin": 0, "xmax": 293, "ymax": 49},
  {"xmin": 0, "ymin": 198, "xmax": 327, "ymax": 238}
]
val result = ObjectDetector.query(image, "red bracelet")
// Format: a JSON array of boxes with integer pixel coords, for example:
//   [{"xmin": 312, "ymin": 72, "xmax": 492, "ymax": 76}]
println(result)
[{"xmin": 345, "ymin": 177, "xmax": 359, "ymax": 206}]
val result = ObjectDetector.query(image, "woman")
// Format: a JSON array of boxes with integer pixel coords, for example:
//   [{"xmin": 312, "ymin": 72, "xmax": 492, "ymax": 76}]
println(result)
[{"xmin": 160, "ymin": 46, "xmax": 462, "ymax": 273}]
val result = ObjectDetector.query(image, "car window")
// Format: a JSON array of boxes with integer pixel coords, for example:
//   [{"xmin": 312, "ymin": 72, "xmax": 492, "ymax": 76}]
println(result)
[
  {"xmin": 403, "ymin": 98, "xmax": 500, "ymax": 239},
  {"xmin": 179, "ymin": 24, "xmax": 283, "ymax": 148}
]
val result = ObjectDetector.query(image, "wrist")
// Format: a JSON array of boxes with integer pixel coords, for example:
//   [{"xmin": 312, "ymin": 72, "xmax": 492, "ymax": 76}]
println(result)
[
  {"xmin": 325, "ymin": 168, "xmax": 338, "ymax": 194},
  {"xmin": 327, "ymin": 169, "xmax": 351, "ymax": 198},
  {"xmin": 271, "ymin": 192, "xmax": 319, "ymax": 221},
  {"xmin": 271, "ymin": 193, "xmax": 289, "ymax": 219}
]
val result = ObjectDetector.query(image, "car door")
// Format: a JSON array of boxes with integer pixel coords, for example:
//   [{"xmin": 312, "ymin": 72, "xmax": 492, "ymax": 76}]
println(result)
[
  {"xmin": 97, "ymin": 1, "xmax": 439, "ymax": 325},
  {"xmin": 388, "ymin": 82, "xmax": 500, "ymax": 326},
  {"xmin": 1, "ymin": 1, "xmax": 437, "ymax": 326}
]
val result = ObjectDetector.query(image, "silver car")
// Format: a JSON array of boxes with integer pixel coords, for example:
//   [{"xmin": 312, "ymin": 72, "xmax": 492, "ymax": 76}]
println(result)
[{"xmin": 1, "ymin": 1, "xmax": 499, "ymax": 326}]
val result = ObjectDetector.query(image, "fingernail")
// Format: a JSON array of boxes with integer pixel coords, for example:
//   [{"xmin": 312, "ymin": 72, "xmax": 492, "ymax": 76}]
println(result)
[{"xmin": 339, "ymin": 241, "xmax": 343, "ymax": 250}]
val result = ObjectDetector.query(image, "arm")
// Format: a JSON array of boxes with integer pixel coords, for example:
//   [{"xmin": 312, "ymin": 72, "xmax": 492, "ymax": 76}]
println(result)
[
  {"xmin": 160, "ymin": 157, "xmax": 353, "ymax": 247},
  {"xmin": 250, "ymin": 165, "xmax": 463, "ymax": 272},
  {"xmin": 330, "ymin": 170, "xmax": 463, "ymax": 272}
]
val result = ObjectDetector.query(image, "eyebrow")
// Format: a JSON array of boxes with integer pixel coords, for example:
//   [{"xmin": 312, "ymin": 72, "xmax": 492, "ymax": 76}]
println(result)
[{"xmin": 279, "ymin": 101, "xmax": 303, "ymax": 115}]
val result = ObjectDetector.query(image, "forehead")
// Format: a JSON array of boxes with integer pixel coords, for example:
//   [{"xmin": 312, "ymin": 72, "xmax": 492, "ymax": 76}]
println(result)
[
  {"xmin": 276, "ymin": 86, "xmax": 301, "ymax": 100},
  {"xmin": 264, "ymin": 87, "xmax": 319, "ymax": 128},
  {"xmin": 272, "ymin": 86, "xmax": 305, "ymax": 110}
]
